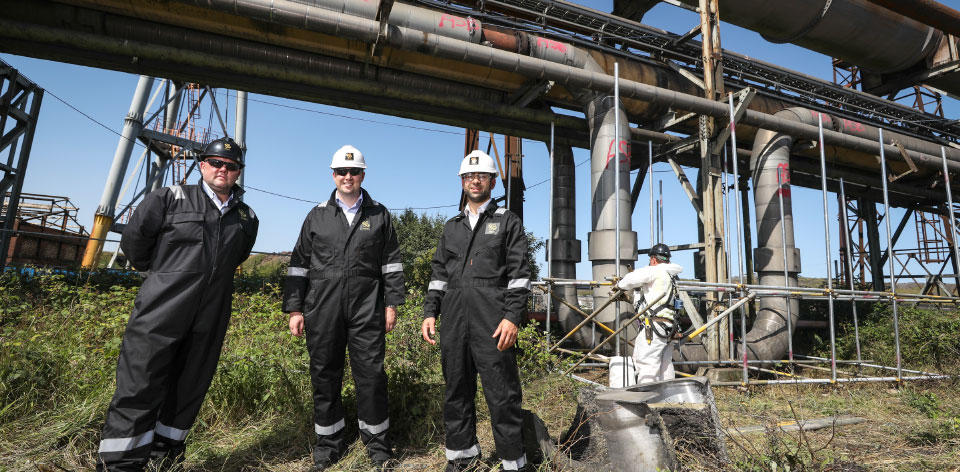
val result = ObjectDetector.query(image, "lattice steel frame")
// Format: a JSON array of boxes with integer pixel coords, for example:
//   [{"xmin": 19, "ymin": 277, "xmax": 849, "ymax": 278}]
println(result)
[{"xmin": 0, "ymin": 60, "xmax": 43, "ymax": 271}]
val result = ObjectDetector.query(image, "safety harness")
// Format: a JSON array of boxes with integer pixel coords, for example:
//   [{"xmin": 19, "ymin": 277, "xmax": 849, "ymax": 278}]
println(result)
[{"xmin": 636, "ymin": 273, "xmax": 680, "ymax": 344}]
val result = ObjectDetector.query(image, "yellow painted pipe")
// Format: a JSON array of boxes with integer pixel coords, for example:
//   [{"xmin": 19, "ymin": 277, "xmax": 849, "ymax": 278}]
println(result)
[{"xmin": 81, "ymin": 214, "xmax": 113, "ymax": 269}]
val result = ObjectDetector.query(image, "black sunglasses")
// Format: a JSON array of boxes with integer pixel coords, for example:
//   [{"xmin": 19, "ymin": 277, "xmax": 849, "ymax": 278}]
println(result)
[
  {"xmin": 205, "ymin": 158, "xmax": 242, "ymax": 171},
  {"xmin": 335, "ymin": 168, "xmax": 364, "ymax": 176}
]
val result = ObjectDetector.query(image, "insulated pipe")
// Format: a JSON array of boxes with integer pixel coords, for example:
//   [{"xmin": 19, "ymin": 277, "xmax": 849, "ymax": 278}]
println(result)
[
  {"xmin": 525, "ymin": 32, "xmax": 636, "ymax": 350},
  {"xmin": 166, "ymin": 0, "xmax": 960, "ymax": 173},
  {"xmin": 671, "ymin": 0, "xmax": 942, "ymax": 75},
  {"xmin": 81, "ymin": 74, "xmax": 154, "ymax": 269},
  {"xmin": 549, "ymin": 144, "xmax": 590, "ymax": 347},
  {"xmin": 855, "ymin": 0, "xmax": 960, "ymax": 40},
  {"xmin": 49, "ymin": 0, "xmax": 958, "ymax": 174},
  {"xmin": 677, "ymin": 108, "xmax": 808, "ymax": 366},
  {"xmin": 741, "ymin": 110, "xmax": 802, "ymax": 364}
]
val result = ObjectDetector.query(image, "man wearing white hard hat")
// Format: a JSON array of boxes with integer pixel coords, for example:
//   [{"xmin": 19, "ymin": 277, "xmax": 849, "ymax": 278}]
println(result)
[
  {"xmin": 283, "ymin": 145, "xmax": 405, "ymax": 471},
  {"xmin": 422, "ymin": 150, "xmax": 532, "ymax": 471}
]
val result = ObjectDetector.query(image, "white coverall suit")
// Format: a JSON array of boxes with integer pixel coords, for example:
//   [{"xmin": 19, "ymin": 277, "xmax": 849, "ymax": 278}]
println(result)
[{"xmin": 617, "ymin": 262, "xmax": 683, "ymax": 384}]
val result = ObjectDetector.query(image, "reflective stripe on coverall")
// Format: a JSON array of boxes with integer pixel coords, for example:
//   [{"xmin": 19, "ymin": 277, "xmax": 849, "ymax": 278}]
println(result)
[
  {"xmin": 423, "ymin": 204, "xmax": 531, "ymax": 470},
  {"xmin": 98, "ymin": 183, "xmax": 258, "ymax": 471},
  {"xmin": 282, "ymin": 188, "xmax": 405, "ymax": 462},
  {"xmin": 617, "ymin": 262, "xmax": 683, "ymax": 384}
]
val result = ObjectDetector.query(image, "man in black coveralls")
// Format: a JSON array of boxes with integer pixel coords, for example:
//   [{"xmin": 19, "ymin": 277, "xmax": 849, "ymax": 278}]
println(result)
[
  {"xmin": 283, "ymin": 145, "xmax": 405, "ymax": 471},
  {"xmin": 97, "ymin": 137, "xmax": 258, "ymax": 470},
  {"xmin": 422, "ymin": 150, "xmax": 531, "ymax": 472}
]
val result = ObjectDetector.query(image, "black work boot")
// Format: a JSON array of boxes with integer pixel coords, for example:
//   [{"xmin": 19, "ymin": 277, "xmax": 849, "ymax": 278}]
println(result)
[
  {"xmin": 311, "ymin": 448, "xmax": 337, "ymax": 472},
  {"xmin": 149, "ymin": 440, "xmax": 185, "ymax": 471},
  {"xmin": 444, "ymin": 456, "xmax": 481, "ymax": 472}
]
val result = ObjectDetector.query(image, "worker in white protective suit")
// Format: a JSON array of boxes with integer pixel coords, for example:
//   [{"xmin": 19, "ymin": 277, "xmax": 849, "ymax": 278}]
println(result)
[{"xmin": 617, "ymin": 243, "xmax": 683, "ymax": 384}]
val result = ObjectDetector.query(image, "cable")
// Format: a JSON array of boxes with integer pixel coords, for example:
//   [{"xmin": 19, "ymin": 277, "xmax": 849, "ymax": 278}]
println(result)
[
  {"xmin": 244, "ymin": 184, "xmax": 459, "ymax": 211},
  {"xmin": 245, "ymin": 96, "xmax": 463, "ymax": 136},
  {"xmin": 35, "ymin": 66, "xmax": 678, "ymax": 213}
]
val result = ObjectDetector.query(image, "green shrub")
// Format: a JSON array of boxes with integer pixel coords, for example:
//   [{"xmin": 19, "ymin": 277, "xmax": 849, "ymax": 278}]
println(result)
[{"xmin": 828, "ymin": 304, "xmax": 960, "ymax": 372}]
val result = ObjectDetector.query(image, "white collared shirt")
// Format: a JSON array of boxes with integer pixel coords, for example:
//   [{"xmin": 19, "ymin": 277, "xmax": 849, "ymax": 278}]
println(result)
[
  {"xmin": 336, "ymin": 191, "xmax": 363, "ymax": 225},
  {"xmin": 201, "ymin": 180, "xmax": 233, "ymax": 215},
  {"xmin": 464, "ymin": 198, "xmax": 491, "ymax": 230}
]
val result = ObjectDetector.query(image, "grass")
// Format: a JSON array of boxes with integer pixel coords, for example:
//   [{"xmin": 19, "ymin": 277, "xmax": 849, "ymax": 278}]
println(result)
[{"xmin": 2, "ymin": 270, "xmax": 960, "ymax": 470}]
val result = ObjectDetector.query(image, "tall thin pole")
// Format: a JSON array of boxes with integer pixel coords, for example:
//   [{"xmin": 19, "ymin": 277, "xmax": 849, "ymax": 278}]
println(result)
[
  {"xmin": 728, "ymin": 93, "xmax": 747, "ymax": 385},
  {"xmin": 723, "ymin": 144, "xmax": 734, "ymax": 359},
  {"xmin": 235, "ymin": 90, "xmax": 248, "ymax": 196},
  {"xmin": 776, "ymin": 169, "xmax": 794, "ymax": 363},
  {"xmin": 546, "ymin": 122, "xmax": 555, "ymax": 346},
  {"xmin": 658, "ymin": 180, "xmax": 663, "ymax": 243},
  {"xmin": 818, "ymin": 114, "xmax": 838, "ymax": 383},
  {"xmin": 649, "ymin": 141, "xmax": 654, "ymax": 247},
  {"xmin": 942, "ymin": 147, "xmax": 960, "ymax": 297},
  {"xmin": 838, "ymin": 178, "xmax": 862, "ymax": 364},
  {"xmin": 879, "ymin": 129, "xmax": 903, "ymax": 381},
  {"xmin": 614, "ymin": 62, "xmax": 622, "ymax": 358}
]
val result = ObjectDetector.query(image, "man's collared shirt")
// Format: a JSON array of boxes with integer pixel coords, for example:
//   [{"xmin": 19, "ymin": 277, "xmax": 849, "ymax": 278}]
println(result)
[
  {"xmin": 463, "ymin": 198, "xmax": 491, "ymax": 230},
  {"xmin": 336, "ymin": 191, "xmax": 363, "ymax": 225},
  {"xmin": 201, "ymin": 180, "xmax": 233, "ymax": 215}
]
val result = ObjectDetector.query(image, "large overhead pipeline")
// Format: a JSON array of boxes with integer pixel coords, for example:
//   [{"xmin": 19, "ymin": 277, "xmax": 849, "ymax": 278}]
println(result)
[
  {"xmin": 669, "ymin": 0, "xmax": 944, "ymax": 76},
  {"xmin": 167, "ymin": 0, "xmax": 960, "ymax": 175},
  {"xmin": 860, "ymin": 0, "xmax": 960, "ymax": 37}
]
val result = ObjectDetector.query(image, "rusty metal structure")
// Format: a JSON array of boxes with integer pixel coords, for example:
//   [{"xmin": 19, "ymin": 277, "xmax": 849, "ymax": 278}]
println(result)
[
  {"xmin": 2, "ymin": 0, "xmax": 959, "ymax": 383},
  {"xmin": 3, "ymin": 193, "xmax": 89, "ymax": 268}
]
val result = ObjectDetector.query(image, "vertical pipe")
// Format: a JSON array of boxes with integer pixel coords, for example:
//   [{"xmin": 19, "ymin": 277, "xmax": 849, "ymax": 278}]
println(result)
[
  {"xmin": 728, "ymin": 94, "xmax": 747, "ymax": 384},
  {"xmin": 879, "ymin": 129, "xmax": 903, "ymax": 381},
  {"xmin": 817, "ymin": 114, "xmax": 838, "ymax": 383},
  {"xmin": 613, "ymin": 63, "xmax": 622, "ymax": 358},
  {"xmin": 838, "ymin": 178, "xmax": 863, "ymax": 364},
  {"xmin": 547, "ymin": 122, "xmax": 555, "ymax": 346},
  {"xmin": 235, "ymin": 90, "xmax": 249, "ymax": 195},
  {"xmin": 942, "ymin": 147, "xmax": 960, "ymax": 296},
  {"xmin": 649, "ymin": 141, "xmax": 654, "ymax": 247},
  {"xmin": 82, "ymin": 75, "xmax": 155, "ymax": 269},
  {"xmin": 776, "ymin": 170, "xmax": 794, "ymax": 363}
]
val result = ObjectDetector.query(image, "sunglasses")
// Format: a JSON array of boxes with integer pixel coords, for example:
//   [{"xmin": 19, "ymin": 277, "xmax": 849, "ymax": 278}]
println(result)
[
  {"xmin": 461, "ymin": 172, "xmax": 493, "ymax": 182},
  {"xmin": 335, "ymin": 168, "xmax": 364, "ymax": 176},
  {"xmin": 204, "ymin": 158, "xmax": 242, "ymax": 171}
]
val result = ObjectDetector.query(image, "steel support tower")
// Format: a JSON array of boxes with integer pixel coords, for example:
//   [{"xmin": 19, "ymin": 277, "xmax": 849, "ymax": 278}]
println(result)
[{"xmin": 0, "ymin": 60, "xmax": 43, "ymax": 272}]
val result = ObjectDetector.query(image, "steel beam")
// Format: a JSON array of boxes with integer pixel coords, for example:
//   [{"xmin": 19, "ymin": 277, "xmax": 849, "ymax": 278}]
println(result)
[{"xmin": 0, "ymin": 61, "xmax": 43, "ymax": 271}]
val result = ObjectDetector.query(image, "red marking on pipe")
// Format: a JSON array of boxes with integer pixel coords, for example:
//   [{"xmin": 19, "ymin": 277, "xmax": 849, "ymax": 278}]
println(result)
[
  {"xmin": 842, "ymin": 119, "xmax": 866, "ymax": 133},
  {"xmin": 729, "ymin": 121, "xmax": 735, "ymax": 131},
  {"xmin": 438, "ymin": 14, "xmax": 477, "ymax": 32},
  {"xmin": 535, "ymin": 37, "xmax": 568, "ymax": 53},
  {"xmin": 604, "ymin": 139, "xmax": 632, "ymax": 169},
  {"xmin": 776, "ymin": 163, "xmax": 791, "ymax": 197}
]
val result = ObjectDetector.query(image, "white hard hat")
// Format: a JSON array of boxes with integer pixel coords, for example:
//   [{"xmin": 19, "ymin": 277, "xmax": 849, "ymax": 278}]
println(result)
[
  {"xmin": 330, "ymin": 145, "xmax": 367, "ymax": 169},
  {"xmin": 459, "ymin": 150, "xmax": 498, "ymax": 175}
]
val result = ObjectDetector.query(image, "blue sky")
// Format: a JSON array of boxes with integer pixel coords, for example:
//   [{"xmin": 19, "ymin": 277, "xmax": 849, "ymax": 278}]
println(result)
[{"xmin": 3, "ymin": 0, "xmax": 959, "ymax": 282}]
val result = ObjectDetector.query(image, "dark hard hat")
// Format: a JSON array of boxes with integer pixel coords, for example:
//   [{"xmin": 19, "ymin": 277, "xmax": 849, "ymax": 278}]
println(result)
[
  {"xmin": 650, "ymin": 243, "xmax": 671, "ymax": 260},
  {"xmin": 200, "ymin": 137, "xmax": 244, "ymax": 165}
]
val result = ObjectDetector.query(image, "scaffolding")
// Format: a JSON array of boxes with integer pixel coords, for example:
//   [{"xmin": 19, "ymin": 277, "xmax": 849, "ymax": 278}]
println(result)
[{"xmin": 540, "ymin": 84, "xmax": 960, "ymax": 387}]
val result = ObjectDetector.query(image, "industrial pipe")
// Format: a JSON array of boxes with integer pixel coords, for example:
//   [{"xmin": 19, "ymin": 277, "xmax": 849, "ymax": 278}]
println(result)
[
  {"xmin": 669, "ymin": 0, "xmax": 942, "ymax": 76},
  {"xmin": 81, "ymin": 75, "xmax": 154, "ymax": 269},
  {"xmin": 171, "ymin": 0, "xmax": 960, "ymax": 173}
]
